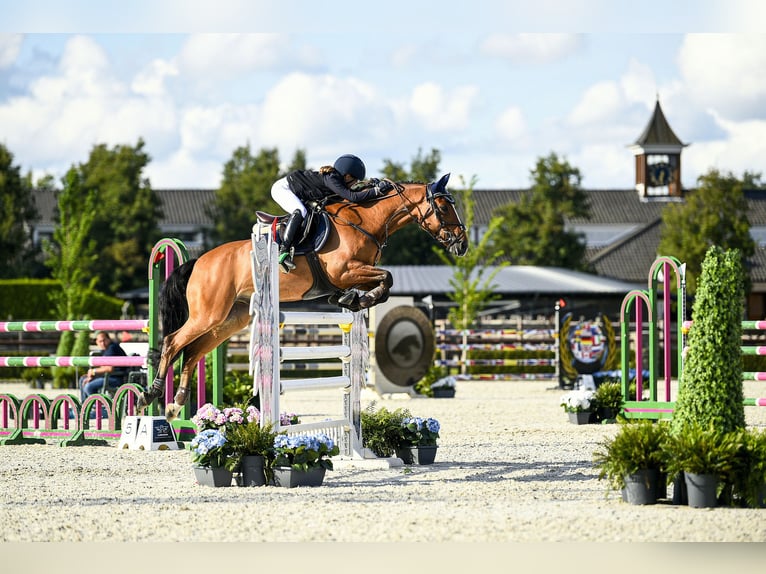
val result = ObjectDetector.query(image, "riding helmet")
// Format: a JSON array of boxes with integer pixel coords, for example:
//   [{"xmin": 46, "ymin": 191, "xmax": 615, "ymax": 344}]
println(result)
[{"xmin": 333, "ymin": 154, "xmax": 366, "ymax": 181}]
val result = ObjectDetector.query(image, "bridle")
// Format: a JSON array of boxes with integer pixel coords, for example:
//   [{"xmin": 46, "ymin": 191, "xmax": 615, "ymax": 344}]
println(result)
[{"xmin": 391, "ymin": 181, "xmax": 467, "ymax": 251}]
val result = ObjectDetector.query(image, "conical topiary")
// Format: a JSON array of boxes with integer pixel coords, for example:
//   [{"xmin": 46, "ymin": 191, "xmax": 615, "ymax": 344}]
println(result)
[{"xmin": 671, "ymin": 246, "xmax": 746, "ymax": 434}]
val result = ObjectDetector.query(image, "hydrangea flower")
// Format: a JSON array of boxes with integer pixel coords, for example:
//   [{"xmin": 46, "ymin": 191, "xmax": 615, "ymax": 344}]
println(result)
[
  {"xmin": 190, "ymin": 429, "xmax": 230, "ymax": 468},
  {"xmin": 401, "ymin": 416, "xmax": 440, "ymax": 446},
  {"xmin": 273, "ymin": 432, "xmax": 339, "ymax": 471}
]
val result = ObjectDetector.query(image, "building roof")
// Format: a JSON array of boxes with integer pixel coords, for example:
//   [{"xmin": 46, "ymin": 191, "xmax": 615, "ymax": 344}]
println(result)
[
  {"xmin": 633, "ymin": 99, "xmax": 686, "ymax": 148},
  {"xmin": 387, "ymin": 265, "xmax": 643, "ymax": 296},
  {"xmin": 31, "ymin": 188, "xmax": 215, "ymax": 227}
]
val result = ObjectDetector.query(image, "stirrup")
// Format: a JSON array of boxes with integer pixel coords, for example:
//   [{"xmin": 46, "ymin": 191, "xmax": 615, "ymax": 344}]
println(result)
[{"xmin": 278, "ymin": 250, "xmax": 295, "ymax": 273}]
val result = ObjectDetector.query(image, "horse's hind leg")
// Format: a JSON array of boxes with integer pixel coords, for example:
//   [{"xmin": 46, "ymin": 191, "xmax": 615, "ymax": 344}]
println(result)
[
  {"xmin": 165, "ymin": 303, "xmax": 251, "ymax": 421},
  {"xmin": 136, "ymin": 325, "xmax": 208, "ymax": 413}
]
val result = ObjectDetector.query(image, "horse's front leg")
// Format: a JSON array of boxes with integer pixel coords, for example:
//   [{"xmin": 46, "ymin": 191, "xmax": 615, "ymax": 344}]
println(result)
[
  {"xmin": 345, "ymin": 267, "xmax": 393, "ymax": 309},
  {"xmin": 358, "ymin": 278, "xmax": 393, "ymax": 308},
  {"xmin": 136, "ymin": 345, "xmax": 172, "ymax": 413}
]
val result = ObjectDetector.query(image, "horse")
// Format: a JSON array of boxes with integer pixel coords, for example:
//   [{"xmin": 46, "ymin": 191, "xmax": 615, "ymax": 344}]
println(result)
[{"xmin": 137, "ymin": 174, "xmax": 468, "ymax": 420}]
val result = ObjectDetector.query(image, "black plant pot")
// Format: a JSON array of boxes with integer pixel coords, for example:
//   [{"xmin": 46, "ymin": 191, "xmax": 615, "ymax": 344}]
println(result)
[{"xmin": 621, "ymin": 469, "xmax": 659, "ymax": 505}]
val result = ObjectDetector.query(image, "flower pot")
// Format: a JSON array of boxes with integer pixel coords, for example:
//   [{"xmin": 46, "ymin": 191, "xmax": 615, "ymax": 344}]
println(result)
[
  {"xmin": 192, "ymin": 465, "xmax": 233, "ymax": 487},
  {"xmin": 395, "ymin": 445, "xmax": 438, "ymax": 465},
  {"xmin": 432, "ymin": 387, "xmax": 455, "ymax": 398},
  {"xmin": 672, "ymin": 472, "xmax": 688, "ymax": 505},
  {"xmin": 758, "ymin": 483, "xmax": 766, "ymax": 508},
  {"xmin": 621, "ymin": 469, "xmax": 659, "ymax": 505},
  {"xmin": 684, "ymin": 472, "xmax": 718, "ymax": 508},
  {"xmin": 272, "ymin": 466, "xmax": 326, "ymax": 488},
  {"xmin": 656, "ymin": 471, "xmax": 668, "ymax": 500},
  {"xmin": 596, "ymin": 407, "xmax": 617, "ymax": 422},
  {"xmin": 239, "ymin": 455, "xmax": 267, "ymax": 487},
  {"xmin": 567, "ymin": 411, "xmax": 592, "ymax": 425}
]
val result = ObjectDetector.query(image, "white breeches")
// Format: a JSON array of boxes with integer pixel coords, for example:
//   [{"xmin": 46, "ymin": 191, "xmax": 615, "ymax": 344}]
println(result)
[{"xmin": 271, "ymin": 177, "xmax": 307, "ymax": 217}]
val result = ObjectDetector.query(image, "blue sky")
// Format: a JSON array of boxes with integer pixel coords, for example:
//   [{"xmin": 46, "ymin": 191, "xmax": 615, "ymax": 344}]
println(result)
[{"xmin": 1, "ymin": 1, "xmax": 765, "ymax": 190}]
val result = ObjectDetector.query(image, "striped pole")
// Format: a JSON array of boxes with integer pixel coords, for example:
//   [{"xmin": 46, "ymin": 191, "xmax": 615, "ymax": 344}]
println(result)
[
  {"xmin": 0, "ymin": 356, "xmax": 146, "ymax": 368},
  {"xmin": 0, "ymin": 320, "xmax": 148, "ymax": 333}
]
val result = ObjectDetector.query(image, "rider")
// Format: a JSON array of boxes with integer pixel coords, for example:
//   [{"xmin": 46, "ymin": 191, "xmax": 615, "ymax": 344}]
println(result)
[{"xmin": 270, "ymin": 154, "xmax": 393, "ymax": 272}]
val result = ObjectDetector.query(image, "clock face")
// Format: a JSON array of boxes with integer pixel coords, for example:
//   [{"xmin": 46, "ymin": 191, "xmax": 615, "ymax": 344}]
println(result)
[{"xmin": 648, "ymin": 162, "xmax": 672, "ymax": 187}]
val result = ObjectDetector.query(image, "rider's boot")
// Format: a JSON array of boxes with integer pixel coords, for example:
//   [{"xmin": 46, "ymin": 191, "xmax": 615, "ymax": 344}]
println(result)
[{"xmin": 278, "ymin": 209, "xmax": 304, "ymax": 273}]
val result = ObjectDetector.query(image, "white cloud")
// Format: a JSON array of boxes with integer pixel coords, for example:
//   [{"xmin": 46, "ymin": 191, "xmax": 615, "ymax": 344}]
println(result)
[
  {"xmin": 495, "ymin": 106, "xmax": 526, "ymax": 142},
  {"xmin": 0, "ymin": 34, "xmax": 23, "ymax": 69},
  {"xmin": 258, "ymin": 72, "xmax": 389, "ymax": 157},
  {"xmin": 684, "ymin": 111, "xmax": 766, "ymax": 182},
  {"xmin": 679, "ymin": 34, "xmax": 766, "ymax": 121},
  {"xmin": 619, "ymin": 58, "xmax": 657, "ymax": 107},
  {"xmin": 176, "ymin": 33, "xmax": 319, "ymax": 80},
  {"xmin": 408, "ymin": 82, "xmax": 478, "ymax": 132},
  {"xmin": 145, "ymin": 148, "xmax": 222, "ymax": 188},
  {"xmin": 481, "ymin": 33, "xmax": 583, "ymax": 64},
  {"xmin": 0, "ymin": 35, "xmax": 178, "ymax": 176},
  {"xmin": 568, "ymin": 81, "xmax": 624, "ymax": 126},
  {"xmin": 132, "ymin": 59, "xmax": 179, "ymax": 97},
  {"xmin": 178, "ymin": 103, "xmax": 258, "ymax": 157}
]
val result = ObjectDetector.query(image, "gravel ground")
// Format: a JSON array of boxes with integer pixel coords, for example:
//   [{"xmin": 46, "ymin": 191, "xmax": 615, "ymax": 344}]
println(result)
[{"xmin": 1, "ymin": 379, "xmax": 766, "ymax": 545}]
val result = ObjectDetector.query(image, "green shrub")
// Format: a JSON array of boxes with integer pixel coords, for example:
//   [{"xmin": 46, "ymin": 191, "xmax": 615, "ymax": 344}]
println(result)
[
  {"xmin": 593, "ymin": 382, "xmax": 623, "ymax": 414},
  {"xmin": 360, "ymin": 404, "xmax": 411, "ymax": 457},
  {"xmin": 733, "ymin": 428, "xmax": 766, "ymax": 508},
  {"xmin": 672, "ymin": 246, "xmax": 746, "ymax": 435}
]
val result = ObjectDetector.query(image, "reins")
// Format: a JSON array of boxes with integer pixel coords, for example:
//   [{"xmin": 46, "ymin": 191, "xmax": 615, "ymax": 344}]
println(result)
[{"xmin": 324, "ymin": 179, "xmax": 462, "ymax": 264}]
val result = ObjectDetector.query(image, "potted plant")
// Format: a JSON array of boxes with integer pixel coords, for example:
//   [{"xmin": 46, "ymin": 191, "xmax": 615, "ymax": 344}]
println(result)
[
  {"xmin": 593, "ymin": 381, "xmax": 623, "ymax": 423},
  {"xmin": 414, "ymin": 365, "xmax": 456, "ymax": 398},
  {"xmin": 190, "ymin": 428, "xmax": 234, "ymax": 487},
  {"xmin": 396, "ymin": 416, "xmax": 441, "ymax": 465},
  {"xmin": 430, "ymin": 376, "xmax": 457, "ymax": 398},
  {"xmin": 271, "ymin": 433, "xmax": 340, "ymax": 488},
  {"xmin": 662, "ymin": 423, "xmax": 742, "ymax": 508},
  {"xmin": 593, "ymin": 420, "xmax": 669, "ymax": 505},
  {"xmin": 360, "ymin": 404, "xmax": 412, "ymax": 457},
  {"xmin": 225, "ymin": 403, "xmax": 279, "ymax": 487},
  {"xmin": 560, "ymin": 389, "xmax": 595, "ymax": 424},
  {"xmin": 191, "ymin": 402, "xmax": 292, "ymax": 486}
]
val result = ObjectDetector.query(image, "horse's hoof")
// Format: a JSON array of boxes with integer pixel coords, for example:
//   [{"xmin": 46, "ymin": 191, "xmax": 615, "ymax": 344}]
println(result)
[
  {"xmin": 165, "ymin": 403, "xmax": 181, "ymax": 422},
  {"xmin": 136, "ymin": 392, "xmax": 152, "ymax": 412}
]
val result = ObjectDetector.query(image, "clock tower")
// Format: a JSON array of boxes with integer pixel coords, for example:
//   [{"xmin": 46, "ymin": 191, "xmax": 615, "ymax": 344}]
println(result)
[{"xmin": 629, "ymin": 98, "xmax": 687, "ymax": 199}]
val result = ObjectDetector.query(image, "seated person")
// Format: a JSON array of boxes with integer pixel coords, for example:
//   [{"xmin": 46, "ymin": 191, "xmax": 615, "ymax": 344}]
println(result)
[{"xmin": 79, "ymin": 331, "xmax": 127, "ymax": 402}]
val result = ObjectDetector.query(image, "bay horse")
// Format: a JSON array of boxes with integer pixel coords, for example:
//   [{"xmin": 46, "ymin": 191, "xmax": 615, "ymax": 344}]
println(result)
[{"xmin": 137, "ymin": 173, "xmax": 468, "ymax": 420}]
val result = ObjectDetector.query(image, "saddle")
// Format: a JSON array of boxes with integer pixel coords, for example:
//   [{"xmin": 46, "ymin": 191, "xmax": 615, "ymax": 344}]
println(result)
[
  {"xmin": 254, "ymin": 202, "xmax": 347, "ymax": 303},
  {"xmin": 255, "ymin": 202, "xmax": 332, "ymax": 255}
]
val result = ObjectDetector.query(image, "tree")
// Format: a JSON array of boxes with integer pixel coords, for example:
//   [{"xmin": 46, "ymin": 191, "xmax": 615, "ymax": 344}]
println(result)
[
  {"xmin": 379, "ymin": 148, "xmax": 445, "ymax": 265},
  {"xmin": 437, "ymin": 175, "xmax": 508, "ymax": 374},
  {"xmin": 44, "ymin": 168, "xmax": 100, "ymax": 387},
  {"xmin": 75, "ymin": 139, "xmax": 162, "ymax": 294},
  {"xmin": 0, "ymin": 143, "xmax": 39, "ymax": 278},
  {"xmin": 491, "ymin": 152, "xmax": 591, "ymax": 270},
  {"xmin": 208, "ymin": 145, "xmax": 296, "ymax": 245},
  {"xmin": 659, "ymin": 169, "xmax": 755, "ymax": 295}
]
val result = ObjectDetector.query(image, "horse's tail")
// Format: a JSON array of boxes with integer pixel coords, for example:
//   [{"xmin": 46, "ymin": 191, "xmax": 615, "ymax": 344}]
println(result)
[{"xmin": 149, "ymin": 259, "xmax": 198, "ymax": 371}]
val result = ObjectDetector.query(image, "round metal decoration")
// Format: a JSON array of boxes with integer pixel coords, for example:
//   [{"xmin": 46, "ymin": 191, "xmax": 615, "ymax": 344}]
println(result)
[{"xmin": 374, "ymin": 306, "xmax": 435, "ymax": 387}]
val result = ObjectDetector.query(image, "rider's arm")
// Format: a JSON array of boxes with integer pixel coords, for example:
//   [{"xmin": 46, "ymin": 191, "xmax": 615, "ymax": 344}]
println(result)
[{"xmin": 323, "ymin": 172, "xmax": 382, "ymax": 202}]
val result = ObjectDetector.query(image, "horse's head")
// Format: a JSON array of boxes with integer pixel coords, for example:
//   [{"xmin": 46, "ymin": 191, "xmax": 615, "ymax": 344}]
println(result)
[{"xmin": 402, "ymin": 174, "xmax": 468, "ymax": 256}]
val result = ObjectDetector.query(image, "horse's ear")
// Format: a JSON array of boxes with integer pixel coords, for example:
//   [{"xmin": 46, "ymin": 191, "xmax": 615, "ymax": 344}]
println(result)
[{"xmin": 433, "ymin": 173, "xmax": 450, "ymax": 193}]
